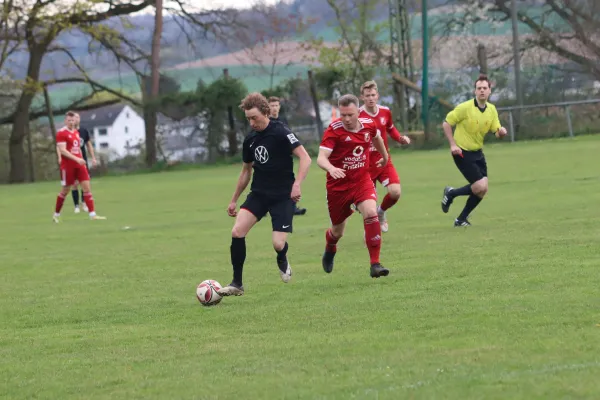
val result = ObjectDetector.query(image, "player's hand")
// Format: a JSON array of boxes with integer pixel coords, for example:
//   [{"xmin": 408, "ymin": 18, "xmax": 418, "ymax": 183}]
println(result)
[
  {"xmin": 328, "ymin": 167, "xmax": 346, "ymax": 179},
  {"xmin": 290, "ymin": 183, "xmax": 302, "ymax": 203},
  {"xmin": 227, "ymin": 202, "xmax": 237, "ymax": 217},
  {"xmin": 496, "ymin": 127, "xmax": 508, "ymax": 139},
  {"xmin": 451, "ymin": 144, "xmax": 463, "ymax": 157},
  {"xmin": 400, "ymin": 135, "xmax": 411, "ymax": 145},
  {"xmin": 91, "ymin": 158, "xmax": 98, "ymax": 167},
  {"xmin": 376, "ymin": 152, "xmax": 389, "ymax": 168},
  {"xmin": 76, "ymin": 158, "xmax": 86, "ymax": 165}
]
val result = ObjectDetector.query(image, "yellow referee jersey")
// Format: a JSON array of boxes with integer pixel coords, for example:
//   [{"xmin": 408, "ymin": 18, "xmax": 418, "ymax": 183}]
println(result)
[{"xmin": 445, "ymin": 99, "xmax": 501, "ymax": 151}]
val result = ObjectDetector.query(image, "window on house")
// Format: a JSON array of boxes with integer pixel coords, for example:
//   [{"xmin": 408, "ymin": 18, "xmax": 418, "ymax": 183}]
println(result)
[
  {"xmin": 98, "ymin": 128, "xmax": 108, "ymax": 136},
  {"xmin": 126, "ymin": 112, "xmax": 130, "ymax": 118},
  {"xmin": 125, "ymin": 126, "xmax": 128, "ymax": 134},
  {"xmin": 99, "ymin": 143, "xmax": 109, "ymax": 149}
]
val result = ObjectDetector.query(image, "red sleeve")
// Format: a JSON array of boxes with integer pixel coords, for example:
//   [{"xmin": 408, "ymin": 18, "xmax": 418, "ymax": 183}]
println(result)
[
  {"xmin": 320, "ymin": 125, "xmax": 337, "ymax": 151},
  {"xmin": 56, "ymin": 130, "xmax": 66, "ymax": 143},
  {"xmin": 386, "ymin": 111, "xmax": 403, "ymax": 142}
]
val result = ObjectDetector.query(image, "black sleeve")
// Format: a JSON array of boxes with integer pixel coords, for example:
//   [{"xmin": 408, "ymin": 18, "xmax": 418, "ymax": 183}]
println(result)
[
  {"xmin": 242, "ymin": 134, "xmax": 254, "ymax": 163},
  {"xmin": 79, "ymin": 127, "xmax": 90, "ymax": 144},
  {"xmin": 281, "ymin": 126, "xmax": 301, "ymax": 152}
]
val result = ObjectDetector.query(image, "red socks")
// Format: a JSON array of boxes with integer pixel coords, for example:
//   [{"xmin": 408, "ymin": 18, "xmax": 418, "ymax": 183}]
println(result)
[
  {"xmin": 55, "ymin": 193, "xmax": 66, "ymax": 214},
  {"xmin": 325, "ymin": 228, "xmax": 339, "ymax": 253},
  {"xmin": 83, "ymin": 192, "xmax": 95, "ymax": 213},
  {"xmin": 380, "ymin": 194, "xmax": 398, "ymax": 211},
  {"xmin": 363, "ymin": 216, "xmax": 382, "ymax": 264}
]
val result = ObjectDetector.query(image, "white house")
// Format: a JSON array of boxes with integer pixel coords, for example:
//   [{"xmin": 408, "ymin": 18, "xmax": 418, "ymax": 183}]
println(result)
[{"xmin": 78, "ymin": 104, "xmax": 145, "ymax": 161}]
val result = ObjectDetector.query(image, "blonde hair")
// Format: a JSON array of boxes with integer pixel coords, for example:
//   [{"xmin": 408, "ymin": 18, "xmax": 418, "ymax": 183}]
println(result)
[{"xmin": 360, "ymin": 80, "xmax": 378, "ymax": 94}]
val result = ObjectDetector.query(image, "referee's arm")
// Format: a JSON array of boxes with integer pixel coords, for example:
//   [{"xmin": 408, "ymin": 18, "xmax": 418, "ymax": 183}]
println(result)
[{"xmin": 442, "ymin": 104, "xmax": 466, "ymax": 153}]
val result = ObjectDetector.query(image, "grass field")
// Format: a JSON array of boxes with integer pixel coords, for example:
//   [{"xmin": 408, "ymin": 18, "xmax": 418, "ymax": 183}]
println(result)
[{"xmin": 1, "ymin": 136, "xmax": 600, "ymax": 399}]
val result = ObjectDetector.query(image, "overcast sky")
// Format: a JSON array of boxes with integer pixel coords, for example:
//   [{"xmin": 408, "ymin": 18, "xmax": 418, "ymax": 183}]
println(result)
[{"xmin": 197, "ymin": 0, "xmax": 282, "ymax": 10}]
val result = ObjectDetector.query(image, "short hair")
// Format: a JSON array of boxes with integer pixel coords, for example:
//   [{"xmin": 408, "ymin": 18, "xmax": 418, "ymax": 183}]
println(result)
[
  {"xmin": 65, "ymin": 110, "xmax": 76, "ymax": 117},
  {"xmin": 360, "ymin": 80, "xmax": 378, "ymax": 94},
  {"xmin": 239, "ymin": 92, "xmax": 270, "ymax": 116},
  {"xmin": 338, "ymin": 94, "xmax": 360, "ymax": 108},
  {"xmin": 268, "ymin": 96, "xmax": 280, "ymax": 103},
  {"xmin": 475, "ymin": 74, "xmax": 491, "ymax": 89}
]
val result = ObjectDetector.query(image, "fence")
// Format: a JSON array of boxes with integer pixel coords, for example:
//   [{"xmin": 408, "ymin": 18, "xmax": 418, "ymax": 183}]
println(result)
[{"xmin": 497, "ymin": 99, "xmax": 600, "ymax": 142}]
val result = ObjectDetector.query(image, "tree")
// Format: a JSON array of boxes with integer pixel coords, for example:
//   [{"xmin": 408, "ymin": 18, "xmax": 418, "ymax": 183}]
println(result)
[
  {"xmin": 230, "ymin": 2, "xmax": 316, "ymax": 90},
  {"xmin": 441, "ymin": 0, "xmax": 600, "ymax": 81},
  {"xmin": 0, "ymin": 0, "xmax": 239, "ymax": 183}
]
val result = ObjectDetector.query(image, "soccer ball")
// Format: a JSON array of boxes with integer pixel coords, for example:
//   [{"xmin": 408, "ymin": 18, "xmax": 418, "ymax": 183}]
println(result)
[{"xmin": 196, "ymin": 280, "xmax": 223, "ymax": 306}]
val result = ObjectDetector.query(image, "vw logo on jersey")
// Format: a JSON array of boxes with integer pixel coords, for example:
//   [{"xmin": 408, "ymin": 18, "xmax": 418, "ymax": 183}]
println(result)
[{"xmin": 255, "ymin": 145, "xmax": 269, "ymax": 164}]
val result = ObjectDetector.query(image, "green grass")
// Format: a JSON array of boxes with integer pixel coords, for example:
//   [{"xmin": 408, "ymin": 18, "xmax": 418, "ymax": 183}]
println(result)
[{"xmin": 2, "ymin": 136, "xmax": 600, "ymax": 399}]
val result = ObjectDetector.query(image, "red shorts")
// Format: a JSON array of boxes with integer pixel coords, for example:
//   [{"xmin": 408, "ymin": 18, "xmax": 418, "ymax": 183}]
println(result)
[
  {"xmin": 60, "ymin": 164, "xmax": 90, "ymax": 187},
  {"xmin": 370, "ymin": 161, "xmax": 400, "ymax": 187},
  {"xmin": 327, "ymin": 183, "xmax": 377, "ymax": 226}
]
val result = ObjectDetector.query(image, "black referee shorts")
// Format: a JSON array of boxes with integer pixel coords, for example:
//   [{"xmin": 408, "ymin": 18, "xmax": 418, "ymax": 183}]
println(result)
[
  {"xmin": 453, "ymin": 149, "xmax": 487, "ymax": 184},
  {"xmin": 240, "ymin": 192, "xmax": 294, "ymax": 233}
]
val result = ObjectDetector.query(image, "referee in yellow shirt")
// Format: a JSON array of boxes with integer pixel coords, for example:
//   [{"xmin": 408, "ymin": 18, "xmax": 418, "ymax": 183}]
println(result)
[{"xmin": 441, "ymin": 74, "xmax": 508, "ymax": 226}]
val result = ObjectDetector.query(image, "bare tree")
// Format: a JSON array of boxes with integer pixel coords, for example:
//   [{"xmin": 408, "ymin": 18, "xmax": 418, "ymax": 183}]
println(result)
[{"xmin": 0, "ymin": 0, "xmax": 240, "ymax": 182}]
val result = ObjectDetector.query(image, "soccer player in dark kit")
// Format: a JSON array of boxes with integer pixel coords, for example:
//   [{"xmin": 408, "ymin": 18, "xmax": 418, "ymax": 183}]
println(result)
[
  {"xmin": 268, "ymin": 96, "xmax": 307, "ymax": 216},
  {"xmin": 218, "ymin": 93, "xmax": 312, "ymax": 297}
]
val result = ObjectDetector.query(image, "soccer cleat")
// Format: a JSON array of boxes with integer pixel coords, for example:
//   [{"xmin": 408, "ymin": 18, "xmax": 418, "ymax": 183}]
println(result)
[
  {"xmin": 370, "ymin": 263, "xmax": 390, "ymax": 278},
  {"xmin": 277, "ymin": 259, "xmax": 292, "ymax": 283},
  {"xmin": 322, "ymin": 251, "xmax": 336, "ymax": 273},
  {"xmin": 293, "ymin": 207, "xmax": 307, "ymax": 216},
  {"xmin": 52, "ymin": 215, "xmax": 60, "ymax": 223},
  {"xmin": 90, "ymin": 215, "xmax": 107, "ymax": 220},
  {"xmin": 441, "ymin": 186, "xmax": 454, "ymax": 213},
  {"xmin": 82, "ymin": 203, "xmax": 89, "ymax": 213},
  {"xmin": 218, "ymin": 283, "xmax": 245, "ymax": 296},
  {"xmin": 454, "ymin": 218, "xmax": 471, "ymax": 227},
  {"xmin": 74, "ymin": 206, "xmax": 80, "ymax": 214},
  {"xmin": 378, "ymin": 208, "xmax": 389, "ymax": 233}
]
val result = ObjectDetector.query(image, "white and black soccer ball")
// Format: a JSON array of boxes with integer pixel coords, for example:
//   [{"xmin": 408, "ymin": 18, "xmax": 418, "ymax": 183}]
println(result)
[{"xmin": 196, "ymin": 280, "xmax": 223, "ymax": 306}]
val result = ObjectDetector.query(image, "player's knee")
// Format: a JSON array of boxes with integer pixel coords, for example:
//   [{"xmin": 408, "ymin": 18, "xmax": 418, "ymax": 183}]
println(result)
[
  {"xmin": 331, "ymin": 226, "xmax": 345, "ymax": 239},
  {"xmin": 361, "ymin": 206, "xmax": 378, "ymax": 219},
  {"xmin": 231, "ymin": 225, "xmax": 246, "ymax": 239},
  {"xmin": 272, "ymin": 237, "xmax": 286, "ymax": 251},
  {"xmin": 388, "ymin": 185, "xmax": 401, "ymax": 200},
  {"xmin": 472, "ymin": 179, "xmax": 488, "ymax": 197}
]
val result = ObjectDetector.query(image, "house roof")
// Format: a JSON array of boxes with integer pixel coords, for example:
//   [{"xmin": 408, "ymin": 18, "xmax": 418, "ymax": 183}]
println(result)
[{"xmin": 78, "ymin": 103, "xmax": 126, "ymax": 129}]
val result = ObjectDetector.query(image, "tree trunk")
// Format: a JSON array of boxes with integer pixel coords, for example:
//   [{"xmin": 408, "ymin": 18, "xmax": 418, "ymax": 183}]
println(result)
[
  {"xmin": 145, "ymin": 0, "xmax": 163, "ymax": 168},
  {"xmin": 9, "ymin": 47, "xmax": 45, "ymax": 183}
]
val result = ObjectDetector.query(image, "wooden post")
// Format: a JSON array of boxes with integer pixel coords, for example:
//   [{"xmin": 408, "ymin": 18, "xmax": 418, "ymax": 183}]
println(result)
[
  {"xmin": 223, "ymin": 68, "xmax": 237, "ymax": 156},
  {"xmin": 307, "ymin": 70, "xmax": 324, "ymax": 138},
  {"xmin": 477, "ymin": 43, "xmax": 488, "ymax": 74}
]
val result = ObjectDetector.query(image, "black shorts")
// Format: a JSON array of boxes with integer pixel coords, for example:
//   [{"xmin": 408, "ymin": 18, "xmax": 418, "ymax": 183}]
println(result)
[
  {"xmin": 240, "ymin": 192, "xmax": 294, "ymax": 233},
  {"xmin": 453, "ymin": 149, "xmax": 487, "ymax": 184}
]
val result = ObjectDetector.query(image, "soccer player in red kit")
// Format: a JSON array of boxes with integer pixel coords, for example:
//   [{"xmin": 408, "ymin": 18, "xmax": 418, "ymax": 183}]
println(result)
[
  {"xmin": 53, "ymin": 111, "xmax": 106, "ymax": 222},
  {"xmin": 359, "ymin": 80, "xmax": 411, "ymax": 233},
  {"xmin": 317, "ymin": 94, "xmax": 390, "ymax": 278}
]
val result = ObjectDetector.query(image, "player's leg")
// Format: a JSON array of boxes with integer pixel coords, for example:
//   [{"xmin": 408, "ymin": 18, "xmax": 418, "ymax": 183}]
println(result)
[
  {"xmin": 441, "ymin": 151, "xmax": 482, "ymax": 217},
  {"xmin": 71, "ymin": 182, "xmax": 80, "ymax": 213},
  {"xmin": 377, "ymin": 165, "xmax": 401, "ymax": 233},
  {"xmin": 54, "ymin": 168, "xmax": 73, "ymax": 222},
  {"xmin": 322, "ymin": 192, "xmax": 352, "ymax": 273},
  {"xmin": 219, "ymin": 194, "xmax": 266, "ymax": 296},
  {"xmin": 455, "ymin": 154, "xmax": 488, "ymax": 226},
  {"xmin": 356, "ymin": 189, "xmax": 389, "ymax": 278},
  {"xmin": 78, "ymin": 167, "xmax": 105, "ymax": 220},
  {"xmin": 81, "ymin": 161, "xmax": 89, "ymax": 212},
  {"xmin": 269, "ymin": 198, "xmax": 294, "ymax": 282}
]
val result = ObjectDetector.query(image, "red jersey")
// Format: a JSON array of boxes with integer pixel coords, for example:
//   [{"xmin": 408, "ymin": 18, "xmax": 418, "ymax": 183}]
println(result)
[
  {"xmin": 319, "ymin": 117, "xmax": 380, "ymax": 191},
  {"xmin": 359, "ymin": 105, "xmax": 404, "ymax": 166},
  {"xmin": 56, "ymin": 127, "xmax": 83, "ymax": 167}
]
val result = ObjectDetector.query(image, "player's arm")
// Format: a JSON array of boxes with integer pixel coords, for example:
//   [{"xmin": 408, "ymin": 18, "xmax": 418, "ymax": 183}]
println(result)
[
  {"xmin": 292, "ymin": 145, "xmax": 311, "ymax": 187},
  {"xmin": 56, "ymin": 146, "xmax": 62, "ymax": 164},
  {"xmin": 56, "ymin": 142, "xmax": 85, "ymax": 164},
  {"xmin": 443, "ymin": 103, "xmax": 466, "ymax": 154},
  {"xmin": 491, "ymin": 108, "xmax": 507, "ymax": 138},
  {"xmin": 231, "ymin": 162, "xmax": 252, "ymax": 204},
  {"xmin": 372, "ymin": 131, "xmax": 388, "ymax": 167},
  {"xmin": 386, "ymin": 116, "xmax": 410, "ymax": 145},
  {"xmin": 86, "ymin": 140, "xmax": 97, "ymax": 165},
  {"xmin": 317, "ymin": 127, "xmax": 345, "ymax": 179}
]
